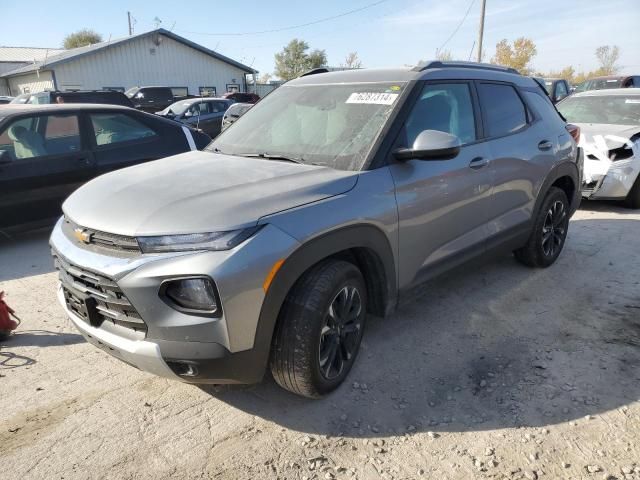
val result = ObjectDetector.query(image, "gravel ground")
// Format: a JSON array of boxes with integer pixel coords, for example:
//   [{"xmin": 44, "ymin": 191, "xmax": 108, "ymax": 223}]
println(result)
[{"xmin": 1, "ymin": 201, "xmax": 639, "ymax": 480}]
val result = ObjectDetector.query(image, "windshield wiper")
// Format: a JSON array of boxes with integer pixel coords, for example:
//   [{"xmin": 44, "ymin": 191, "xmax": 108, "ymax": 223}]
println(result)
[{"xmin": 234, "ymin": 152, "xmax": 305, "ymax": 164}]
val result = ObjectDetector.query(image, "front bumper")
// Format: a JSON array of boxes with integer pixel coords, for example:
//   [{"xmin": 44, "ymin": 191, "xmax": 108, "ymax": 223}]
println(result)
[
  {"xmin": 51, "ymin": 217, "xmax": 300, "ymax": 383},
  {"xmin": 581, "ymin": 142, "xmax": 640, "ymax": 200}
]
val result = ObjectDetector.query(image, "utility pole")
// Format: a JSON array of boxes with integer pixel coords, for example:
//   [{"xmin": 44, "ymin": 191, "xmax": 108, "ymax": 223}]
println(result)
[
  {"xmin": 476, "ymin": 0, "xmax": 486, "ymax": 63},
  {"xmin": 127, "ymin": 11, "xmax": 133, "ymax": 36}
]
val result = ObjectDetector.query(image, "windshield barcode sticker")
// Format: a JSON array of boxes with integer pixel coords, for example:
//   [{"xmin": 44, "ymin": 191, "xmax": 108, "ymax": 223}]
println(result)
[{"xmin": 346, "ymin": 92, "xmax": 399, "ymax": 105}]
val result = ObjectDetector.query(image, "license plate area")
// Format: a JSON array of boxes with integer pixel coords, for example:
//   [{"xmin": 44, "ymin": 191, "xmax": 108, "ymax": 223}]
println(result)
[{"xmin": 63, "ymin": 287, "xmax": 102, "ymax": 327}]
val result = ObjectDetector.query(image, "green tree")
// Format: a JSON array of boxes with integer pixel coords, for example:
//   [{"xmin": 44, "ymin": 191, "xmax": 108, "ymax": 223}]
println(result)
[
  {"xmin": 274, "ymin": 39, "xmax": 327, "ymax": 80},
  {"xmin": 63, "ymin": 29, "xmax": 103, "ymax": 49},
  {"xmin": 491, "ymin": 37, "xmax": 537, "ymax": 75}
]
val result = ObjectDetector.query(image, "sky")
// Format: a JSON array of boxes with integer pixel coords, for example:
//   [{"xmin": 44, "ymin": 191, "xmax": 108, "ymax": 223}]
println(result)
[{"xmin": 1, "ymin": 0, "xmax": 639, "ymax": 77}]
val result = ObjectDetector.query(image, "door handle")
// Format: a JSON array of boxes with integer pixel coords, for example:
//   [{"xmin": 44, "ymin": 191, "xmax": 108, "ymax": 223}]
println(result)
[
  {"xmin": 76, "ymin": 157, "xmax": 91, "ymax": 166},
  {"xmin": 538, "ymin": 140, "xmax": 553, "ymax": 151},
  {"xmin": 469, "ymin": 157, "xmax": 489, "ymax": 169}
]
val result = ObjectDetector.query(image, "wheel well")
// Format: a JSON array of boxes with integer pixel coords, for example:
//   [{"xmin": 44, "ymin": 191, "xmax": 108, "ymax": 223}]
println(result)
[
  {"xmin": 318, "ymin": 248, "xmax": 389, "ymax": 318},
  {"xmin": 551, "ymin": 175, "xmax": 575, "ymax": 207}
]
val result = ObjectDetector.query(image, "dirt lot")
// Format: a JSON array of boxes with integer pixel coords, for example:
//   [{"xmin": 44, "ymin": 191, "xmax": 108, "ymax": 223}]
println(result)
[{"xmin": 1, "ymin": 202, "xmax": 639, "ymax": 480}]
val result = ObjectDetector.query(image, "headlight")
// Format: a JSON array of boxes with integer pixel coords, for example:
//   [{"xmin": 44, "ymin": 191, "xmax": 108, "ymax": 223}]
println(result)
[{"xmin": 137, "ymin": 226, "xmax": 261, "ymax": 253}]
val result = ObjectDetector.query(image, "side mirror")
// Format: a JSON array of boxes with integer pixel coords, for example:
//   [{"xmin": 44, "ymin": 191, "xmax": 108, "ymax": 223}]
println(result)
[
  {"xmin": 0, "ymin": 150, "xmax": 12, "ymax": 165},
  {"xmin": 184, "ymin": 110, "xmax": 194, "ymax": 118},
  {"xmin": 394, "ymin": 130, "xmax": 461, "ymax": 161}
]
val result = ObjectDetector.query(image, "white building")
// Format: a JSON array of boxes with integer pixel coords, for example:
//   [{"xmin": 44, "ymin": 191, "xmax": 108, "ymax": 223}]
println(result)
[{"xmin": 0, "ymin": 29, "xmax": 257, "ymax": 98}]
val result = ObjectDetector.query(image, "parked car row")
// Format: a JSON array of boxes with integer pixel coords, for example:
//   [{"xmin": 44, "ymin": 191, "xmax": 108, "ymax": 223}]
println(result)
[{"xmin": 2, "ymin": 61, "xmax": 638, "ymax": 398}]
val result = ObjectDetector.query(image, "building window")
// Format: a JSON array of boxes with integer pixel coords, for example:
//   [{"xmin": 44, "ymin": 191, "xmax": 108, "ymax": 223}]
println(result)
[
  {"xmin": 170, "ymin": 87, "xmax": 189, "ymax": 98},
  {"xmin": 102, "ymin": 87, "xmax": 125, "ymax": 93},
  {"xmin": 199, "ymin": 87, "xmax": 216, "ymax": 97},
  {"xmin": 226, "ymin": 84, "xmax": 240, "ymax": 93}
]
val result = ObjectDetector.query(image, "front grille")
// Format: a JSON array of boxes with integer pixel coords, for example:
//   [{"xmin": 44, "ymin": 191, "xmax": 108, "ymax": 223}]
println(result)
[
  {"xmin": 53, "ymin": 250, "xmax": 146, "ymax": 333},
  {"xmin": 62, "ymin": 217, "xmax": 141, "ymax": 254}
]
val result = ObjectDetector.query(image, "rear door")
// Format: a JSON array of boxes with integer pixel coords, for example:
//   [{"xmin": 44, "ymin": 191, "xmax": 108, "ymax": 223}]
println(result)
[
  {"xmin": 0, "ymin": 113, "xmax": 94, "ymax": 229},
  {"xmin": 476, "ymin": 81, "xmax": 558, "ymax": 245},
  {"xmin": 88, "ymin": 110, "xmax": 191, "ymax": 176}
]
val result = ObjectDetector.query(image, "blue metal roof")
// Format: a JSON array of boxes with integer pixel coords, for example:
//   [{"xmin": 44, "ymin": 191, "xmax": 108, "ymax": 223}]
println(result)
[{"xmin": 1, "ymin": 29, "xmax": 257, "ymax": 77}]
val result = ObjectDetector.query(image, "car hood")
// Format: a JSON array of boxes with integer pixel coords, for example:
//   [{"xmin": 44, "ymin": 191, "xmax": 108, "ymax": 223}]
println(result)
[
  {"xmin": 63, "ymin": 151, "xmax": 359, "ymax": 236},
  {"xmin": 575, "ymin": 123, "xmax": 640, "ymax": 149}
]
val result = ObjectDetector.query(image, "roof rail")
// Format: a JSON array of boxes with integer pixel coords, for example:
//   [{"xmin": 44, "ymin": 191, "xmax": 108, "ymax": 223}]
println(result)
[
  {"xmin": 412, "ymin": 60, "xmax": 520, "ymax": 75},
  {"xmin": 300, "ymin": 67, "xmax": 329, "ymax": 77}
]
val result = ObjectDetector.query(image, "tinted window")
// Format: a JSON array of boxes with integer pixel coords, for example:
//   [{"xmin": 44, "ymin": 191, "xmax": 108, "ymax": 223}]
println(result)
[
  {"xmin": 555, "ymin": 82, "xmax": 568, "ymax": 101},
  {"xmin": 478, "ymin": 83, "xmax": 527, "ymax": 137},
  {"xmin": 146, "ymin": 88, "xmax": 173, "ymax": 102},
  {"xmin": 210, "ymin": 101, "xmax": 228, "ymax": 113},
  {"xmin": 90, "ymin": 113, "xmax": 157, "ymax": 146},
  {"xmin": 0, "ymin": 115, "xmax": 80, "ymax": 160},
  {"xmin": 404, "ymin": 83, "xmax": 477, "ymax": 146}
]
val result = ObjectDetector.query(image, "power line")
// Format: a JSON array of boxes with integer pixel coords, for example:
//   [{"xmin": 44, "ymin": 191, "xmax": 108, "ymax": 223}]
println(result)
[
  {"xmin": 177, "ymin": 0, "xmax": 392, "ymax": 36},
  {"xmin": 436, "ymin": 0, "xmax": 476, "ymax": 56}
]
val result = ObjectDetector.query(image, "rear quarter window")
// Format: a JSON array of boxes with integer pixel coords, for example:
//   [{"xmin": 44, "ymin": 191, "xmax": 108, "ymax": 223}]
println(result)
[{"xmin": 477, "ymin": 83, "xmax": 528, "ymax": 137}]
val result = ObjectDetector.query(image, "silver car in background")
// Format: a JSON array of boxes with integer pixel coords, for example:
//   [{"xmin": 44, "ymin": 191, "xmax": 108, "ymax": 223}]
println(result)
[
  {"xmin": 557, "ymin": 88, "xmax": 640, "ymax": 208},
  {"xmin": 221, "ymin": 102, "xmax": 253, "ymax": 132},
  {"xmin": 50, "ymin": 62, "xmax": 582, "ymax": 398}
]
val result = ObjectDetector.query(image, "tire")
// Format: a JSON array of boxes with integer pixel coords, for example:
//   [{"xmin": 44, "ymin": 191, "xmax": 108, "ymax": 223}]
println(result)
[
  {"xmin": 624, "ymin": 174, "xmax": 640, "ymax": 209},
  {"xmin": 514, "ymin": 186, "xmax": 570, "ymax": 268},
  {"xmin": 270, "ymin": 259, "xmax": 367, "ymax": 398}
]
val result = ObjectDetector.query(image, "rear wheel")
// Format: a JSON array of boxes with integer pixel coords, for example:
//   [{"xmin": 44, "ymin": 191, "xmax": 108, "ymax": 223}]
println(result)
[
  {"xmin": 624, "ymin": 174, "xmax": 640, "ymax": 209},
  {"xmin": 514, "ymin": 187, "xmax": 570, "ymax": 268},
  {"xmin": 270, "ymin": 259, "xmax": 367, "ymax": 398}
]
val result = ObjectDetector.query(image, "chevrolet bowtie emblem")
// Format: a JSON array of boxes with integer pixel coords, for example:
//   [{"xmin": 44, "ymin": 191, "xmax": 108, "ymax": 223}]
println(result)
[{"xmin": 73, "ymin": 228, "xmax": 92, "ymax": 244}]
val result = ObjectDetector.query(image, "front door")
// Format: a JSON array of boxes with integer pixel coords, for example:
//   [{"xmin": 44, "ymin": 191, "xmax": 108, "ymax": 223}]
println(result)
[
  {"xmin": 388, "ymin": 81, "xmax": 493, "ymax": 289},
  {"xmin": 0, "ymin": 113, "xmax": 94, "ymax": 230}
]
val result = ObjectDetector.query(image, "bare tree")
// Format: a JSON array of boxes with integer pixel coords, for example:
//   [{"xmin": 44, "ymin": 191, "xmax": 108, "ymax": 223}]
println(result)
[
  {"xmin": 436, "ymin": 49, "xmax": 453, "ymax": 61},
  {"xmin": 595, "ymin": 45, "xmax": 621, "ymax": 75},
  {"xmin": 258, "ymin": 73, "xmax": 273, "ymax": 84},
  {"xmin": 341, "ymin": 52, "xmax": 362, "ymax": 69}
]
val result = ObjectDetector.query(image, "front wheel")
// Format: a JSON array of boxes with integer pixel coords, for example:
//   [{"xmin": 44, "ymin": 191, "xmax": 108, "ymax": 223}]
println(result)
[
  {"xmin": 514, "ymin": 187, "xmax": 570, "ymax": 268},
  {"xmin": 270, "ymin": 259, "xmax": 367, "ymax": 398}
]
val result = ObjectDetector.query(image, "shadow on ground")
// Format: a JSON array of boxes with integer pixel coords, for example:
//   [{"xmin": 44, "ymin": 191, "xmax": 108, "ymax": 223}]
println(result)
[
  {"xmin": 1, "ymin": 330, "xmax": 85, "ymax": 348},
  {"xmin": 203, "ymin": 218, "xmax": 640, "ymax": 436},
  {"xmin": 0, "ymin": 229, "xmax": 55, "ymax": 282}
]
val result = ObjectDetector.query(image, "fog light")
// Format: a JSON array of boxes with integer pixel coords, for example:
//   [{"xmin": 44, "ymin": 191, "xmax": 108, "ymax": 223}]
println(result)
[{"xmin": 162, "ymin": 277, "xmax": 219, "ymax": 314}]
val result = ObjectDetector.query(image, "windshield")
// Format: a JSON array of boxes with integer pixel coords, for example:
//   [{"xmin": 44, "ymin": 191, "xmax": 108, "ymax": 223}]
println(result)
[
  {"xmin": 159, "ymin": 100, "xmax": 195, "ymax": 116},
  {"xmin": 10, "ymin": 93, "xmax": 31, "ymax": 104},
  {"xmin": 557, "ymin": 95, "xmax": 640, "ymax": 125},
  {"xmin": 208, "ymin": 82, "xmax": 407, "ymax": 171}
]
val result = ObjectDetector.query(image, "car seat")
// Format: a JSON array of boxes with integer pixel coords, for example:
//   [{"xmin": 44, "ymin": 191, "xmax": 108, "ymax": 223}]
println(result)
[{"xmin": 7, "ymin": 125, "xmax": 47, "ymax": 159}]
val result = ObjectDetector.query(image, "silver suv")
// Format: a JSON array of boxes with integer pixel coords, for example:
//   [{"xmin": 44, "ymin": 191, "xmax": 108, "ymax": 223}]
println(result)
[{"xmin": 50, "ymin": 62, "xmax": 583, "ymax": 398}]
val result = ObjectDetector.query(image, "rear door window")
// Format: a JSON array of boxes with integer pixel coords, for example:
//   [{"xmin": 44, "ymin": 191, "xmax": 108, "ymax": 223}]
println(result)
[
  {"xmin": 477, "ymin": 83, "xmax": 528, "ymax": 137},
  {"xmin": 90, "ymin": 113, "xmax": 157, "ymax": 146},
  {"xmin": 0, "ymin": 115, "xmax": 80, "ymax": 160}
]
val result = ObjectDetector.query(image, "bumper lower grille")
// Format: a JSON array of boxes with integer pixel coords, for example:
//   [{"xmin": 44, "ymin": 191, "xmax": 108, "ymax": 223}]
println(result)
[{"xmin": 53, "ymin": 250, "xmax": 146, "ymax": 333}]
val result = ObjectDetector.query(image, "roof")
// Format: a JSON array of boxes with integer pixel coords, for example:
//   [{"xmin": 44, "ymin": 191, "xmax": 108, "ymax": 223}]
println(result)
[
  {"xmin": 0, "ymin": 103, "xmax": 137, "ymax": 116},
  {"xmin": 1, "ymin": 29, "xmax": 257, "ymax": 77},
  {"xmin": 290, "ymin": 61, "xmax": 531, "ymax": 87},
  {"xmin": 0, "ymin": 46, "xmax": 64, "ymax": 63},
  {"xmin": 572, "ymin": 87, "xmax": 640, "ymax": 97}
]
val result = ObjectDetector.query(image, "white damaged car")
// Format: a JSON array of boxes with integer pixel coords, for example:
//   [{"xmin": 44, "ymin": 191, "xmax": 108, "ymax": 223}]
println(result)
[{"xmin": 557, "ymin": 88, "xmax": 640, "ymax": 208}]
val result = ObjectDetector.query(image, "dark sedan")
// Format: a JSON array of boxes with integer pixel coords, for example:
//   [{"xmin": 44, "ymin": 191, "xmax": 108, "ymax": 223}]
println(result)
[
  {"xmin": 156, "ymin": 98, "xmax": 233, "ymax": 138},
  {"xmin": 0, "ymin": 104, "xmax": 211, "ymax": 232}
]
